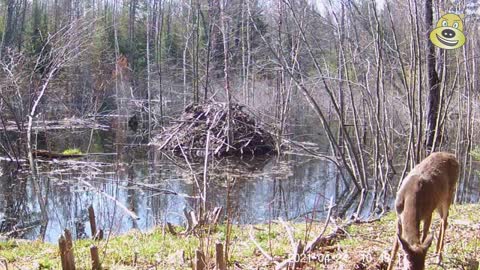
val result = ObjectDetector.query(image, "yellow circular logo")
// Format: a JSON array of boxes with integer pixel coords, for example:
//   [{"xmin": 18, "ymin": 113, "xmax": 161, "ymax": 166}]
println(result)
[{"xmin": 429, "ymin": 13, "xmax": 466, "ymax": 50}]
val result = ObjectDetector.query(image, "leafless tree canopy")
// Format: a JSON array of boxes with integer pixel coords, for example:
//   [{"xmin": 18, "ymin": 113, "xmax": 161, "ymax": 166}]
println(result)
[{"xmin": 0, "ymin": 0, "xmax": 478, "ymax": 203}]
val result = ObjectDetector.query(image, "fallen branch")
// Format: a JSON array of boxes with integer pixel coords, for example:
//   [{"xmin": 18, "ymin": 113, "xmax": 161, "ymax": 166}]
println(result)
[
  {"xmin": 80, "ymin": 179, "xmax": 139, "ymax": 220},
  {"xmin": 304, "ymin": 197, "xmax": 335, "ymax": 254},
  {"xmin": 278, "ymin": 217, "xmax": 296, "ymax": 254},
  {"xmin": 249, "ymin": 227, "xmax": 275, "ymax": 263},
  {"xmin": 274, "ymin": 197, "xmax": 336, "ymax": 269}
]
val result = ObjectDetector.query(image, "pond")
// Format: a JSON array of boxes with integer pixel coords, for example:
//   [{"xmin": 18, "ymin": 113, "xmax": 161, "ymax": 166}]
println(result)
[{"xmin": 0, "ymin": 127, "xmax": 478, "ymax": 242}]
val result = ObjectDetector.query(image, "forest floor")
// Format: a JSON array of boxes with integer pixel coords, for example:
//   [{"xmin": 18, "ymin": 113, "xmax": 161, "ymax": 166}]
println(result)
[{"xmin": 0, "ymin": 204, "xmax": 478, "ymax": 270}]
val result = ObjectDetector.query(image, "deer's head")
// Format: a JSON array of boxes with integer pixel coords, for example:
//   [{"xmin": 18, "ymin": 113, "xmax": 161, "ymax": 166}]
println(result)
[{"xmin": 397, "ymin": 233, "xmax": 434, "ymax": 270}]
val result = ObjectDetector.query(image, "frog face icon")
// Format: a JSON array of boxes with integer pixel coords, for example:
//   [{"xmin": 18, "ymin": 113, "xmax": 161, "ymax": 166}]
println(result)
[{"xmin": 429, "ymin": 13, "xmax": 466, "ymax": 50}]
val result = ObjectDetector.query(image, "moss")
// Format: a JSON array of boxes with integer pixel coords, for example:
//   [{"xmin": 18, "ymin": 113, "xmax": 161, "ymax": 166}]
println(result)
[{"xmin": 61, "ymin": 148, "xmax": 83, "ymax": 155}]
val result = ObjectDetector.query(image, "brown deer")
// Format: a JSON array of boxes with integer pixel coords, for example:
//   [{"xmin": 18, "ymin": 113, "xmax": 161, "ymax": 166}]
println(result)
[{"xmin": 387, "ymin": 152, "xmax": 459, "ymax": 270}]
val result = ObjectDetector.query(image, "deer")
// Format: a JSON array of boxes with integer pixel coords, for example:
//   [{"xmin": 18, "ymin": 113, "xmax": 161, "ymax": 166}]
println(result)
[{"xmin": 387, "ymin": 152, "xmax": 459, "ymax": 270}]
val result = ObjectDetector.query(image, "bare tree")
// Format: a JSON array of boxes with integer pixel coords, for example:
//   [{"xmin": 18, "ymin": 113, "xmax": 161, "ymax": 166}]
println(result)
[
  {"xmin": 25, "ymin": 17, "xmax": 94, "ymax": 226},
  {"xmin": 425, "ymin": 0, "xmax": 441, "ymax": 152},
  {"xmin": 220, "ymin": 0, "xmax": 232, "ymax": 150}
]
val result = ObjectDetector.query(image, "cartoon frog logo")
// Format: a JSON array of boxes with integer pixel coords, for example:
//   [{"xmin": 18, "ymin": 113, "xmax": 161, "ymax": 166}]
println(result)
[{"xmin": 429, "ymin": 13, "xmax": 466, "ymax": 50}]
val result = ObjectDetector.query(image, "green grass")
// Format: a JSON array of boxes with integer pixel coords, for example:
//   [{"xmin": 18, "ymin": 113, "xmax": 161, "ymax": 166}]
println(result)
[{"xmin": 0, "ymin": 204, "xmax": 478, "ymax": 269}]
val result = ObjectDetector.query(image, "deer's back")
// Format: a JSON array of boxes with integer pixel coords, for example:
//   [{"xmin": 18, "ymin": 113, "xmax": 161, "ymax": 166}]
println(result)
[
  {"xmin": 396, "ymin": 152, "xmax": 459, "ymax": 218},
  {"xmin": 410, "ymin": 152, "xmax": 459, "ymax": 190}
]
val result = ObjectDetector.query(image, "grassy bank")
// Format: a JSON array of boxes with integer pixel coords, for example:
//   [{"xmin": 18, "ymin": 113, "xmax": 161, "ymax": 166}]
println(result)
[{"xmin": 0, "ymin": 204, "xmax": 478, "ymax": 269}]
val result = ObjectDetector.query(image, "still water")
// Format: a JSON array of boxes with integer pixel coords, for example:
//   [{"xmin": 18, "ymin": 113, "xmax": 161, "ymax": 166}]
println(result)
[{"xmin": 0, "ymin": 128, "xmax": 478, "ymax": 242}]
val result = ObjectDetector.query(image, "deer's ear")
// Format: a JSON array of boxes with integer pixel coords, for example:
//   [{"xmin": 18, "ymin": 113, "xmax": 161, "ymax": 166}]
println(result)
[
  {"xmin": 397, "ymin": 234, "xmax": 413, "ymax": 253},
  {"xmin": 459, "ymin": 14, "xmax": 465, "ymax": 20},
  {"xmin": 421, "ymin": 234, "xmax": 434, "ymax": 251},
  {"xmin": 439, "ymin": 10, "xmax": 446, "ymax": 17}
]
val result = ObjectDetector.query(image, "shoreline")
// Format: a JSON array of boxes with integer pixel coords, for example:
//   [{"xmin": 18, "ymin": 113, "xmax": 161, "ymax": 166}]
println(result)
[{"xmin": 0, "ymin": 204, "xmax": 478, "ymax": 269}]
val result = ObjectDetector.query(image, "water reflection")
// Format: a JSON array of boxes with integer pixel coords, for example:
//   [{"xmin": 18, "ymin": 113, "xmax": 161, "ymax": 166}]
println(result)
[
  {"xmin": 0, "ymin": 151, "xmax": 352, "ymax": 241},
  {"xmin": 0, "ymin": 129, "xmax": 478, "ymax": 242},
  {"xmin": 0, "ymin": 162, "xmax": 31, "ymax": 237}
]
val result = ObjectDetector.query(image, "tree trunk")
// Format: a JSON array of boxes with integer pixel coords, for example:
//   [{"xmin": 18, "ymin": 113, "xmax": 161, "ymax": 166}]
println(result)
[
  {"xmin": 2, "ymin": 0, "xmax": 18, "ymax": 54},
  {"xmin": 155, "ymin": 0, "xmax": 164, "ymax": 124},
  {"xmin": 220, "ymin": 0, "xmax": 232, "ymax": 151},
  {"xmin": 146, "ymin": 0, "xmax": 152, "ymax": 139},
  {"xmin": 128, "ymin": 0, "xmax": 137, "ymax": 89},
  {"xmin": 425, "ymin": 0, "xmax": 440, "ymax": 152}
]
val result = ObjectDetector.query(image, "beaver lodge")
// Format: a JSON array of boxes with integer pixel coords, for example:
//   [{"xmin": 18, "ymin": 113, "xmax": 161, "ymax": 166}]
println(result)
[{"xmin": 151, "ymin": 102, "xmax": 275, "ymax": 157}]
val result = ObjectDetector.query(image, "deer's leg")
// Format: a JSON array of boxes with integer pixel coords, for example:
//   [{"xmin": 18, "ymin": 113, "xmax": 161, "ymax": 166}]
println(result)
[
  {"xmin": 436, "ymin": 208, "xmax": 449, "ymax": 264},
  {"xmin": 387, "ymin": 219, "xmax": 402, "ymax": 270},
  {"xmin": 422, "ymin": 214, "xmax": 432, "ymax": 242}
]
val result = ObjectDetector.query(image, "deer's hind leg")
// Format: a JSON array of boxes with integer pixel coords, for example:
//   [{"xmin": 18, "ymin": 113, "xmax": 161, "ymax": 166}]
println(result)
[{"xmin": 436, "ymin": 205, "xmax": 450, "ymax": 264}]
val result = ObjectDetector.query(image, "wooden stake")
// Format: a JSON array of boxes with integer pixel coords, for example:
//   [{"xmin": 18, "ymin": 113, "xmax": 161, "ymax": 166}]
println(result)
[
  {"xmin": 194, "ymin": 249, "xmax": 205, "ymax": 270},
  {"xmin": 64, "ymin": 229, "xmax": 76, "ymax": 270},
  {"xmin": 215, "ymin": 243, "xmax": 226, "ymax": 270},
  {"xmin": 58, "ymin": 235, "xmax": 68, "ymax": 270},
  {"xmin": 88, "ymin": 205, "xmax": 97, "ymax": 238},
  {"xmin": 90, "ymin": 245, "xmax": 101, "ymax": 270},
  {"xmin": 58, "ymin": 230, "xmax": 76, "ymax": 270}
]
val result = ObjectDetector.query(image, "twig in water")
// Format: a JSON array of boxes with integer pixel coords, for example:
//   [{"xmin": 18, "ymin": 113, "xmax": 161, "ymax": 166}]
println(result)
[
  {"xmin": 176, "ymin": 136, "xmax": 205, "ymax": 203},
  {"xmin": 80, "ymin": 179, "xmax": 139, "ymax": 220}
]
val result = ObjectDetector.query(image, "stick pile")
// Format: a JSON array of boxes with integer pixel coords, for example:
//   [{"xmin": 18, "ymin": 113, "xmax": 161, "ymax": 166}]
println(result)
[{"xmin": 151, "ymin": 102, "xmax": 274, "ymax": 157}]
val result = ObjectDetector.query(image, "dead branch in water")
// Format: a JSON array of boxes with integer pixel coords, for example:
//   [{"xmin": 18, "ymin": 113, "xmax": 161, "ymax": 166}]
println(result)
[{"xmin": 80, "ymin": 179, "xmax": 139, "ymax": 220}]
